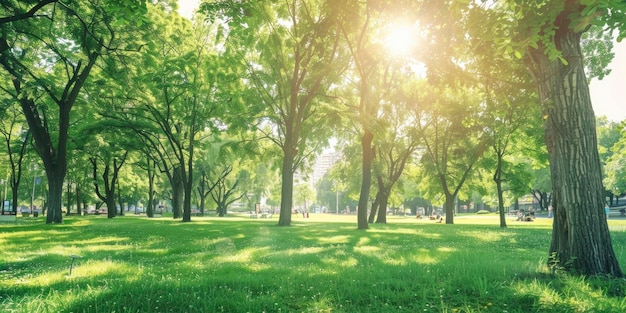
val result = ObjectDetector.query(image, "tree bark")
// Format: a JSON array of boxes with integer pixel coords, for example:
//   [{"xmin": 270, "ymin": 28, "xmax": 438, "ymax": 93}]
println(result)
[
  {"xmin": 278, "ymin": 148, "xmax": 295, "ymax": 226},
  {"xmin": 375, "ymin": 190, "xmax": 388, "ymax": 224},
  {"xmin": 527, "ymin": 23, "xmax": 622, "ymax": 276},
  {"xmin": 443, "ymin": 191, "xmax": 455, "ymax": 224},
  {"xmin": 494, "ymin": 151, "xmax": 508, "ymax": 228},
  {"xmin": 357, "ymin": 130, "xmax": 373, "ymax": 230},
  {"xmin": 171, "ymin": 167, "xmax": 184, "ymax": 219},
  {"xmin": 368, "ymin": 189, "xmax": 381, "ymax": 223}
]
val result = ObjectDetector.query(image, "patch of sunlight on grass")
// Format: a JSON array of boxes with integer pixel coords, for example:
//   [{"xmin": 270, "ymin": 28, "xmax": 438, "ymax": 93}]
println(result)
[
  {"xmin": 513, "ymin": 276, "xmax": 605, "ymax": 312},
  {"xmin": 436, "ymin": 247, "xmax": 456, "ymax": 253},
  {"xmin": 192, "ymin": 237, "xmax": 216, "ymax": 249},
  {"xmin": 318, "ymin": 235, "xmax": 351, "ymax": 244},
  {"xmin": 408, "ymin": 249, "xmax": 442, "ymax": 264},
  {"xmin": 65, "ymin": 219, "xmax": 92, "ymax": 227},
  {"xmin": 354, "ymin": 245, "xmax": 381, "ymax": 254},
  {"xmin": 12, "ymin": 258, "xmax": 142, "ymax": 290},
  {"xmin": 322, "ymin": 256, "xmax": 358, "ymax": 268},
  {"xmin": 380, "ymin": 254, "xmax": 407, "ymax": 266},
  {"xmin": 292, "ymin": 246, "xmax": 327, "ymax": 255},
  {"xmin": 15, "ymin": 271, "xmax": 67, "ymax": 288},
  {"xmin": 83, "ymin": 243, "xmax": 134, "ymax": 254},
  {"xmin": 50, "ymin": 245, "xmax": 83, "ymax": 256},
  {"xmin": 72, "ymin": 237, "xmax": 128, "ymax": 245},
  {"xmin": 420, "ymin": 232, "xmax": 442, "ymax": 240},
  {"xmin": 374, "ymin": 227, "xmax": 423, "ymax": 235},
  {"xmin": 0, "ymin": 230, "xmax": 43, "ymax": 239},
  {"xmin": 214, "ymin": 247, "xmax": 261, "ymax": 263},
  {"xmin": 457, "ymin": 230, "xmax": 515, "ymax": 242},
  {"xmin": 72, "ymin": 260, "xmax": 143, "ymax": 281},
  {"xmin": 356, "ymin": 237, "xmax": 370, "ymax": 246},
  {"xmin": 411, "ymin": 253, "xmax": 439, "ymax": 264}
]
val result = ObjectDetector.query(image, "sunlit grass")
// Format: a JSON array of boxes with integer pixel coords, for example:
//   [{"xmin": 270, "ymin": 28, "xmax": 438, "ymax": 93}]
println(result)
[{"xmin": 0, "ymin": 214, "xmax": 625, "ymax": 312}]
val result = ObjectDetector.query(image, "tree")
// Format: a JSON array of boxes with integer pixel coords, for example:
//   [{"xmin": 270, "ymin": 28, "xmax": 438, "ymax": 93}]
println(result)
[
  {"xmin": 0, "ymin": 101, "xmax": 31, "ymax": 214},
  {"xmin": 604, "ymin": 125, "xmax": 626, "ymax": 197},
  {"xmin": 221, "ymin": 0, "xmax": 344, "ymax": 226},
  {"xmin": 459, "ymin": 6, "xmax": 542, "ymax": 227},
  {"xmin": 108, "ymin": 3, "xmax": 244, "ymax": 222},
  {"xmin": 483, "ymin": 0, "xmax": 626, "ymax": 276},
  {"xmin": 0, "ymin": 0, "xmax": 147, "ymax": 223},
  {"xmin": 334, "ymin": 0, "xmax": 415, "ymax": 229},
  {"xmin": 368, "ymin": 77, "xmax": 420, "ymax": 223},
  {"xmin": 413, "ymin": 82, "xmax": 488, "ymax": 224},
  {"xmin": 597, "ymin": 117, "xmax": 623, "ymax": 204}
]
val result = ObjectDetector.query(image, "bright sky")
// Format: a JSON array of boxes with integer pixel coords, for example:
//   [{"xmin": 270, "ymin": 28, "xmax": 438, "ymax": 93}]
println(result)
[
  {"xmin": 178, "ymin": 1, "xmax": 625, "ymax": 121},
  {"xmin": 590, "ymin": 41, "xmax": 626, "ymax": 122},
  {"xmin": 178, "ymin": 0, "xmax": 200, "ymax": 19}
]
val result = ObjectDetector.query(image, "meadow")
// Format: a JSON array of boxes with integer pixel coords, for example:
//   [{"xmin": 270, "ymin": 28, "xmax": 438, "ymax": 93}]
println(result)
[{"xmin": 1, "ymin": 213, "xmax": 626, "ymax": 313}]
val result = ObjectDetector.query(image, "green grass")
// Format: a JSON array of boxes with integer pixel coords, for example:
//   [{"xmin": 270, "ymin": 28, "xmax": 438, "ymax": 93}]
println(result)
[{"xmin": 1, "ymin": 214, "xmax": 626, "ymax": 312}]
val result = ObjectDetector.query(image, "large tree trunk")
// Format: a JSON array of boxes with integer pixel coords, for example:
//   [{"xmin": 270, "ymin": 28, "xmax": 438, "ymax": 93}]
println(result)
[
  {"xmin": 106, "ymin": 189, "xmax": 117, "ymax": 219},
  {"xmin": 528, "ymin": 25, "xmax": 622, "ymax": 276},
  {"xmin": 45, "ymin": 168, "xmax": 65, "ymax": 224},
  {"xmin": 357, "ymin": 130, "xmax": 373, "ymax": 230}
]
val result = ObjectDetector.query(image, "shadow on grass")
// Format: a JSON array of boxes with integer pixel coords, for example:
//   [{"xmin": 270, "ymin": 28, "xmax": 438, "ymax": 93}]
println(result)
[{"xmin": 1, "ymin": 216, "xmax": 625, "ymax": 312}]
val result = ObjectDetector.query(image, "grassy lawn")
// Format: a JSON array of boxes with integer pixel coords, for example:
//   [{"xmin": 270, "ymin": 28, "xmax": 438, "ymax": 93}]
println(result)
[{"xmin": 1, "ymin": 214, "xmax": 626, "ymax": 312}]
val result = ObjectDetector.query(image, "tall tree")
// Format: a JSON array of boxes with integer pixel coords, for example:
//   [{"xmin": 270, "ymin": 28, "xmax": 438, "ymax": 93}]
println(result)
[
  {"xmin": 470, "ymin": 43, "xmax": 539, "ymax": 227},
  {"xmin": 220, "ymin": 0, "xmax": 344, "ymax": 226},
  {"xmin": 0, "ymin": 0, "xmax": 147, "ymax": 223},
  {"xmin": 483, "ymin": 0, "xmax": 626, "ymax": 276},
  {"xmin": 335, "ymin": 0, "xmax": 404, "ymax": 229},
  {"xmin": 596, "ymin": 117, "xmax": 623, "ymax": 204},
  {"xmin": 0, "ymin": 102, "xmax": 31, "ymax": 213},
  {"xmin": 368, "ymin": 77, "xmax": 421, "ymax": 224},
  {"xmin": 414, "ymin": 82, "xmax": 488, "ymax": 224},
  {"xmin": 604, "ymin": 125, "xmax": 626, "ymax": 197}
]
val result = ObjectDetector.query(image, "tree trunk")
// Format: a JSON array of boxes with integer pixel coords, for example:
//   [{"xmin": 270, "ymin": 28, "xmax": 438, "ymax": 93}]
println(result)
[
  {"xmin": 182, "ymin": 168, "xmax": 192, "ymax": 222},
  {"xmin": 45, "ymin": 170, "xmax": 64, "ymax": 224},
  {"xmin": 146, "ymin": 157, "xmax": 156, "ymax": 217},
  {"xmin": 368, "ymin": 189, "xmax": 381, "ymax": 223},
  {"xmin": 494, "ymin": 153, "xmax": 507, "ymax": 228},
  {"xmin": 75, "ymin": 186, "xmax": 81, "ymax": 215},
  {"xmin": 444, "ymin": 192, "xmax": 455, "ymax": 224},
  {"xmin": 528, "ymin": 25, "xmax": 622, "ymax": 276},
  {"xmin": 375, "ymin": 191, "xmax": 388, "ymax": 224},
  {"xmin": 106, "ymin": 190, "xmax": 117, "ymax": 219},
  {"xmin": 171, "ymin": 167, "xmax": 183, "ymax": 219},
  {"xmin": 278, "ymin": 150, "xmax": 295, "ymax": 226},
  {"xmin": 357, "ymin": 130, "xmax": 373, "ymax": 230}
]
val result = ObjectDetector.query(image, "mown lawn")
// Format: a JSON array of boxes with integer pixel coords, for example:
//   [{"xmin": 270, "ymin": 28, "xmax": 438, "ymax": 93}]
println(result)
[{"xmin": 1, "ymin": 214, "xmax": 625, "ymax": 312}]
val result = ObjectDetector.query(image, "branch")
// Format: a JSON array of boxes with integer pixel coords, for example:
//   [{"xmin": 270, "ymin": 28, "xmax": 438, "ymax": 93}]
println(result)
[{"xmin": 0, "ymin": 0, "xmax": 58, "ymax": 25}]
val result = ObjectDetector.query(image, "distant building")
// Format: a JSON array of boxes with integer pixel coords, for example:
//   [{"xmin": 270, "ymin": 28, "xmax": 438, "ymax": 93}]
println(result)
[{"xmin": 311, "ymin": 152, "xmax": 342, "ymax": 187}]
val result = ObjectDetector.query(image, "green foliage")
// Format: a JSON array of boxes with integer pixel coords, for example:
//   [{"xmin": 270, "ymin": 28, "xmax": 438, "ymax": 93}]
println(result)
[
  {"xmin": 582, "ymin": 25, "xmax": 615, "ymax": 81},
  {"xmin": 604, "ymin": 124, "xmax": 626, "ymax": 195}
]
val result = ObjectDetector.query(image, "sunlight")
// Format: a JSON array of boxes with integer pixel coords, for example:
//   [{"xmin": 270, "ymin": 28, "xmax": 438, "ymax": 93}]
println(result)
[{"xmin": 383, "ymin": 23, "xmax": 418, "ymax": 57}]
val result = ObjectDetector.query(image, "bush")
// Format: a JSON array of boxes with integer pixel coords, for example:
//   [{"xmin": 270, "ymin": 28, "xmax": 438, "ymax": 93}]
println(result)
[{"xmin": 476, "ymin": 209, "xmax": 492, "ymax": 214}]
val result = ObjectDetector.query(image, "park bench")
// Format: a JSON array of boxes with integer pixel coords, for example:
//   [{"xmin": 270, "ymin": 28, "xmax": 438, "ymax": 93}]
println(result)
[{"xmin": 0, "ymin": 213, "xmax": 17, "ymax": 223}]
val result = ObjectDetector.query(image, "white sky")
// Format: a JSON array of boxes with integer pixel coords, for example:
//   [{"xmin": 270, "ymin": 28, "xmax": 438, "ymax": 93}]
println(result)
[
  {"xmin": 177, "ymin": 1, "xmax": 625, "ymax": 122},
  {"xmin": 590, "ymin": 41, "xmax": 626, "ymax": 122},
  {"xmin": 178, "ymin": 0, "xmax": 200, "ymax": 19}
]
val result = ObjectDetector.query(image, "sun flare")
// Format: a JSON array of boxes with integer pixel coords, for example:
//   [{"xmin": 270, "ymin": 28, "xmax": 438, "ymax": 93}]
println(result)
[{"xmin": 383, "ymin": 23, "xmax": 417, "ymax": 57}]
